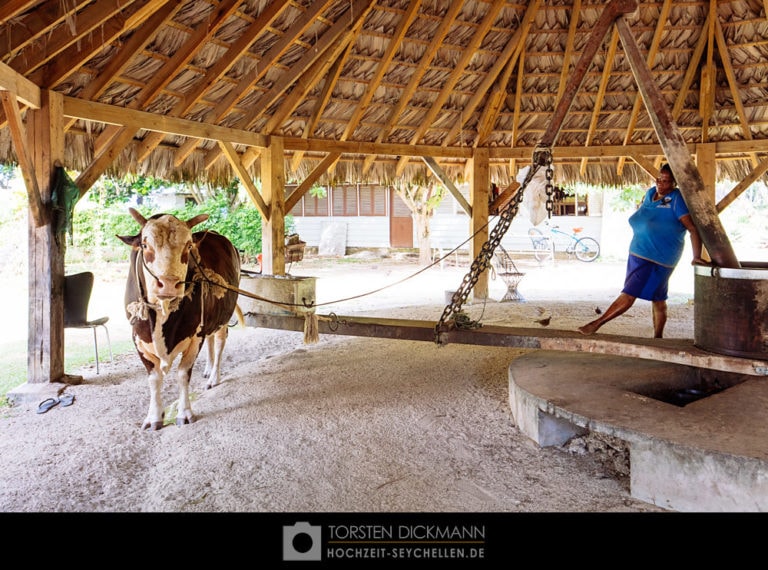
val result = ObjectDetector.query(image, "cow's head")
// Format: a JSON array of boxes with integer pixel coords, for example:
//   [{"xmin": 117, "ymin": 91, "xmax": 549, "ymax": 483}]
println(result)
[{"xmin": 118, "ymin": 208, "xmax": 209, "ymax": 305}]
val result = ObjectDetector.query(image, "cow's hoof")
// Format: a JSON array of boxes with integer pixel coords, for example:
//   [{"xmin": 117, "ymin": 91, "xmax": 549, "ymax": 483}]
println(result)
[
  {"xmin": 142, "ymin": 421, "xmax": 163, "ymax": 431},
  {"xmin": 176, "ymin": 415, "xmax": 195, "ymax": 426}
]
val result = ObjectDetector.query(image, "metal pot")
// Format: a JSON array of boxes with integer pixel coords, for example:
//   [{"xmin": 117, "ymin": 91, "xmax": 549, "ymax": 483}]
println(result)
[{"xmin": 694, "ymin": 262, "xmax": 768, "ymax": 359}]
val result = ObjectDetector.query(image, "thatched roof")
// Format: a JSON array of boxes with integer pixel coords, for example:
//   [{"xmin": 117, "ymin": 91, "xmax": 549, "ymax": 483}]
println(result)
[{"xmin": 1, "ymin": 0, "xmax": 768, "ymax": 190}]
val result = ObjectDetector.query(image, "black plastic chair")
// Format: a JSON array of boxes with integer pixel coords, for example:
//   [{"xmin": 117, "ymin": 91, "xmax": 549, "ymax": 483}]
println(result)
[{"xmin": 64, "ymin": 272, "xmax": 112, "ymax": 374}]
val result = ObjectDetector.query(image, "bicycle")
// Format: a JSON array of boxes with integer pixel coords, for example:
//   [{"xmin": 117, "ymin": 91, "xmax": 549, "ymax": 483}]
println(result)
[{"xmin": 528, "ymin": 224, "xmax": 600, "ymax": 262}]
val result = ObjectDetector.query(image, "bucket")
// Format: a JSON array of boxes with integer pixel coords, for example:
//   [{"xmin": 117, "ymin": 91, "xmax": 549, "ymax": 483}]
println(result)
[{"xmin": 694, "ymin": 262, "xmax": 768, "ymax": 359}]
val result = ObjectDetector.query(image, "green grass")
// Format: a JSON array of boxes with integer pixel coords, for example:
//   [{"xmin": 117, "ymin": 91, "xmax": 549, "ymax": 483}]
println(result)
[{"xmin": 0, "ymin": 336, "xmax": 135, "ymax": 406}]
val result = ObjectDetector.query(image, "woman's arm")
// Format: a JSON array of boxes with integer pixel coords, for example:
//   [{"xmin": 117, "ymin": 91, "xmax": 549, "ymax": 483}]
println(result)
[{"xmin": 680, "ymin": 214, "xmax": 705, "ymax": 264}]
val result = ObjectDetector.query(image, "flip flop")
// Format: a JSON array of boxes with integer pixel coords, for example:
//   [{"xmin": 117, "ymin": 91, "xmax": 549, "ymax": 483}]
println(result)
[
  {"xmin": 59, "ymin": 393, "xmax": 75, "ymax": 407},
  {"xmin": 37, "ymin": 397, "xmax": 60, "ymax": 414}
]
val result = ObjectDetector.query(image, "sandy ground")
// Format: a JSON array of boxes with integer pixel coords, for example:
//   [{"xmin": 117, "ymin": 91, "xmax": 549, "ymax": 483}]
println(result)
[{"xmin": 0, "ymin": 253, "xmax": 701, "ymax": 513}]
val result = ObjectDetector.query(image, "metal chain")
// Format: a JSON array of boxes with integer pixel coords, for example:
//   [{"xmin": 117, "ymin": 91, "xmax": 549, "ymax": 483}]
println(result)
[
  {"xmin": 434, "ymin": 149, "xmax": 553, "ymax": 341},
  {"xmin": 544, "ymin": 157, "xmax": 554, "ymax": 218}
]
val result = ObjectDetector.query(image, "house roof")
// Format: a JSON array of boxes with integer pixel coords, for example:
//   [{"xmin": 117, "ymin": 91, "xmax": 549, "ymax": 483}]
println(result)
[{"xmin": 1, "ymin": 0, "xmax": 767, "ymax": 190}]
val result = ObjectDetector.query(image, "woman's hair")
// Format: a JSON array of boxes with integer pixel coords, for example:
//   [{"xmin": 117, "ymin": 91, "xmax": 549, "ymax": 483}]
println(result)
[{"xmin": 659, "ymin": 163, "xmax": 676, "ymax": 184}]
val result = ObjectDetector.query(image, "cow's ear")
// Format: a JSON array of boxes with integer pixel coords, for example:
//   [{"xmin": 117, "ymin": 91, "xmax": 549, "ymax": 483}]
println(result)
[
  {"xmin": 117, "ymin": 233, "xmax": 141, "ymax": 247},
  {"xmin": 129, "ymin": 207, "xmax": 147, "ymax": 227},
  {"xmin": 186, "ymin": 213, "xmax": 209, "ymax": 229}
]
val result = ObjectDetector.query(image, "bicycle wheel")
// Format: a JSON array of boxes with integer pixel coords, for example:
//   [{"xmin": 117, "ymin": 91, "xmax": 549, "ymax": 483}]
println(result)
[
  {"xmin": 574, "ymin": 236, "xmax": 600, "ymax": 262},
  {"xmin": 528, "ymin": 228, "xmax": 553, "ymax": 262}
]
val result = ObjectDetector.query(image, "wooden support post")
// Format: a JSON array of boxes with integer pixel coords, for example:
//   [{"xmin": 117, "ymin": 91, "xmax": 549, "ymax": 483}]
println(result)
[
  {"xmin": 615, "ymin": 17, "xmax": 740, "ymax": 268},
  {"xmin": 471, "ymin": 147, "xmax": 489, "ymax": 300},
  {"xmin": 696, "ymin": 143, "xmax": 717, "ymax": 262},
  {"xmin": 27, "ymin": 90, "xmax": 66, "ymax": 384},
  {"xmin": 262, "ymin": 136, "xmax": 286, "ymax": 276}
]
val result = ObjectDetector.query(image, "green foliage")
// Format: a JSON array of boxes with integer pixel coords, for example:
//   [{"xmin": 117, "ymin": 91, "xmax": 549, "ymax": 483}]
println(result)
[{"xmin": 161, "ymin": 193, "xmax": 269, "ymax": 257}]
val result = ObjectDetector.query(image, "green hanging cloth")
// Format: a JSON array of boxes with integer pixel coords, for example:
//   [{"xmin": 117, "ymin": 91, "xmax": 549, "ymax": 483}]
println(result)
[{"xmin": 51, "ymin": 166, "xmax": 80, "ymax": 245}]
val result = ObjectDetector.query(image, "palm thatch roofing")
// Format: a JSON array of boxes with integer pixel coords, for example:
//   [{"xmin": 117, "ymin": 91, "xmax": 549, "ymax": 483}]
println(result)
[{"xmin": 1, "ymin": 0, "xmax": 768, "ymax": 191}]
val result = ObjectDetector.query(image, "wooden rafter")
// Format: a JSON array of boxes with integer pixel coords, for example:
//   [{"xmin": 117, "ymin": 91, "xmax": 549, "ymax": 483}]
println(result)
[
  {"xmin": 289, "ymin": 47, "xmax": 348, "ymax": 171},
  {"xmin": 713, "ymin": 12, "xmax": 755, "ymax": 147},
  {"xmin": 264, "ymin": 28, "xmax": 360, "ymax": 135},
  {"xmin": 557, "ymin": 0, "xmax": 582, "ymax": 103},
  {"xmin": 716, "ymin": 158, "xmax": 768, "ymax": 212},
  {"xmin": 75, "ymin": 0, "xmax": 241, "ymax": 194},
  {"xmin": 0, "ymin": 0, "xmax": 39, "ymax": 25},
  {"xmin": 617, "ymin": 0, "xmax": 674, "ymax": 175},
  {"xmin": 581, "ymin": 27, "xmax": 619, "ymax": 175},
  {"xmin": 448, "ymin": 0, "xmax": 539, "ymax": 148},
  {"xmin": 202, "ymin": 0, "xmax": 376, "ymax": 171},
  {"xmin": 172, "ymin": 0, "xmax": 335, "ymax": 167},
  {"xmin": 341, "ymin": 0, "xmax": 422, "ymax": 142},
  {"xmin": 285, "ymin": 152, "xmax": 342, "ymax": 212},
  {"xmin": 135, "ymin": 0, "xmax": 288, "ymax": 163},
  {"xmin": 362, "ymin": 2, "xmax": 465, "ymax": 176},
  {"xmin": 218, "ymin": 140, "xmax": 269, "ymax": 219},
  {"xmin": 0, "ymin": 0, "xmax": 91, "ymax": 59},
  {"xmin": 0, "ymin": 91, "xmax": 45, "ymax": 226},
  {"xmin": 9, "ymin": 0, "xmax": 147, "ymax": 77},
  {"xmin": 394, "ymin": 0, "xmax": 507, "ymax": 176},
  {"xmin": 671, "ymin": 13, "xmax": 710, "ymax": 121},
  {"xmin": 62, "ymin": 0, "xmax": 184, "ymax": 131}
]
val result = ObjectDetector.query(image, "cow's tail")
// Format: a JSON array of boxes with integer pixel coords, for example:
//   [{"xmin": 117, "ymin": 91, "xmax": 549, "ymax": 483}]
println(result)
[{"xmin": 232, "ymin": 303, "xmax": 245, "ymax": 328}]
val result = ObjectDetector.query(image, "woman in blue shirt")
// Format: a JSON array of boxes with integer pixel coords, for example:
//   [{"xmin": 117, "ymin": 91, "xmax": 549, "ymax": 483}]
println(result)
[{"xmin": 578, "ymin": 164, "xmax": 705, "ymax": 338}]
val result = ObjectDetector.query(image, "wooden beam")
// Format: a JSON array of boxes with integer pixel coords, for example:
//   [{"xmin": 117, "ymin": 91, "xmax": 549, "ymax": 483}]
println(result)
[
  {"xmin": 202, "ymin": 0, "xmax": 375, "ymax": 171},
  {"xmin": 11, "ymin": 0, "xmax": 143, "ymax": 76},
  {"xmin": 243, "ymin": 313, "xmax": 768, "ymax": 377},
  {"xmin": 27, "ymin": 89, "xmax": 66, "ymax": 385},
  {"xmin": 713, "ymin": 11, "xmax": 757, "ymax": 167},
  {"xmin": 557, "ymin": 0, "xmax": 582, "ymax": 103},
  {"xmin": 716, "ymin": 158, "xmax": 768, "ymax": 213},
  {"xmin": 64, "ymin": 0, "xmax": 183, "ymax": 128},
  {"xmin": 198, "ymin": 0, "xmax": 335, "ymax": 132},
  {"xmin": 0, "ymin": 0, "xmax": 37, "ymax": 24},
  {"xmin": 0, "ymin": 91, "xmax": 45, "ymax": 226},
  {"xmin": 470, "ymin": 147, "xmax": 489, "ymax": 300},
  {"xmin": 626, "ymin": 152, "xmax": 659, "ymax": 179},
  {"xmin": 538, "ymin": 0, "xmax": 637, "ymax": 151},
  {"xmin": 616, "ymin": 16, "xmax": 740, "ymax": 269},
  {"xmin": 137, "ymin": 0, "xmax": 288, "ymax": 162},
  {"xmin": 617, "ymin": 0, "xmax": 674, "ymax": 175},
  {"xmin": 0, "ymin": 60, "xmax": 40, "ymax": 109},
  {"xmin": 285, "ymin": 153, "xmax": 341, "ymax": 212},
  {"xmin": 261, "ymin": 137, "xmax": 286, "ymax": 276},
  {"xmin": 422, "ymin": 156, "xmax": 471, "ymax": 216},
  {"xmin": 341, "ymin": 0, "xmax": 421, "ymax": 141},
  {"xmin": 93, "ymin": 0, "xmax": 240, "ymax": 157},
  {"xmin": 64, "ymin": 96, "xmax": 268, "ymax": 148},
  {"xmin": 290, "ymin": 47, "xmax": 347, "ymax": 171},
  {"xmin": 396, "ymin": 0, "xmax": 507, "ymax": 174},
  {"xmin": 218, "ymin": 141, "xmax": 269, "ymax": 220},
  {"xmin": 362, "ymin": 1, "xmax": 465, "ymax": 177},
  {"xmin": 671, "ymin": 13, "xmax": 710, "ymax": 121},
  {"xmin": 581, "ymin": 28, "xmax": 619, "ymax": 175}
]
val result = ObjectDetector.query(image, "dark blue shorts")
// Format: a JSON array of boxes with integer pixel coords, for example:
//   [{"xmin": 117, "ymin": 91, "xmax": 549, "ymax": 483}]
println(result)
[{"xmin": 622, "ymin": 255, "xmax": 673, "ymax": 301}]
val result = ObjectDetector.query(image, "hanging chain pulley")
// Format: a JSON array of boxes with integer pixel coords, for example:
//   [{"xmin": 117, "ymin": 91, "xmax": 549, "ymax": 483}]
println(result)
[{"xmin": 434, "ymin": 148, "xmax": 554, "ymax": 342}]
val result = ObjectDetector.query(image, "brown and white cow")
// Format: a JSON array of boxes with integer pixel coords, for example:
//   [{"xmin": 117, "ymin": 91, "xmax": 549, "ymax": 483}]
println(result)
[{"xmin": 118, "ymin": 208, "xmax": 240, "ymax": 430}]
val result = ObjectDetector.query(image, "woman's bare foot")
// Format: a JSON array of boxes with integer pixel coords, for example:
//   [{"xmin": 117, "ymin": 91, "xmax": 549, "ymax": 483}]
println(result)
[{"xmin": 578, "ymin": 322, "xmax": 600, "ymax": 335}]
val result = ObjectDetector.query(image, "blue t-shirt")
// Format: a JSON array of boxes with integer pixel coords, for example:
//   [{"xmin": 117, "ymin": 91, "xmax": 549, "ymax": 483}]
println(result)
[{"xmin": 628, "ymin": 187, "xmax": 690, "ymax": 267}]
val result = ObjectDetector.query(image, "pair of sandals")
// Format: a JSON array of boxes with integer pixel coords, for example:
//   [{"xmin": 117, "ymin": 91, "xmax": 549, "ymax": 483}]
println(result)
[{"xmin": 36, "ymin": 393, "xmax": 75, "ymax": 414}]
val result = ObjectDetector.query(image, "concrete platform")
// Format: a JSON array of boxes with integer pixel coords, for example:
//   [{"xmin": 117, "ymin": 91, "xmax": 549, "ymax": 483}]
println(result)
[{"xmin": 509, "ymin": 350, "xmax": 768, "ymax": 512}]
